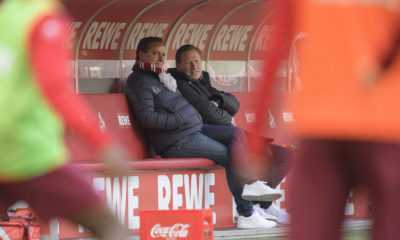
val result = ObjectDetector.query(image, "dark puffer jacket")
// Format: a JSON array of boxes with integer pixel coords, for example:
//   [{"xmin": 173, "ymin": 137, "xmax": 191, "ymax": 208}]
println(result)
[
  {"xmin": 125, "ymin": 66, "xmax": 203, "ymax": 154},
  {"xmin": 169, "ymin": 68, "xmax": 239, "ymax": 126}
]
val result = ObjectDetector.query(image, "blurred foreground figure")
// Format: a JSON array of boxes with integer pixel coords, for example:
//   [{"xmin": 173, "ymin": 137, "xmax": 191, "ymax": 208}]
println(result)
[
  {"xmin": 0, "ymin": 0, "xmax": 129, "ymax": 239},
  {"xmin": 256, "ymin": 0, "xmax": 400, "ymax": 239}
]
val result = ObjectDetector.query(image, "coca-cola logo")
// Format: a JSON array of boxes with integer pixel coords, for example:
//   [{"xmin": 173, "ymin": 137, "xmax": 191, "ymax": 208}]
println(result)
[{"xmin": 150, "ymin": 223, "xmax": 190, "ymax": 238}]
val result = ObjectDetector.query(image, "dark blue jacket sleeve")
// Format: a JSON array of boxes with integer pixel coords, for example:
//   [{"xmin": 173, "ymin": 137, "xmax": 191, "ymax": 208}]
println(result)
[{"xmin": 125, "ymin": 75, "xmax": 183, "ymax": 130}]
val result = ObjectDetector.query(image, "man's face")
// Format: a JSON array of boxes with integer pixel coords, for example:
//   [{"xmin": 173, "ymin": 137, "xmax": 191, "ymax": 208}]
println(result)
[
  {"xmin": 139, "ymin": 42, "xmax": 166, "ymax": 68},
  {"xmin": 176, "ymin": 49, "xmax": 203, "ymax": 80}
]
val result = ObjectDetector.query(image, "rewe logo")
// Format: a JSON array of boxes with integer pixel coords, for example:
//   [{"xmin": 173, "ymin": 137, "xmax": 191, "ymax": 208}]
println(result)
[{"xmin": 150, "ymin": 223, "xmax": 190, "ymax": 238}]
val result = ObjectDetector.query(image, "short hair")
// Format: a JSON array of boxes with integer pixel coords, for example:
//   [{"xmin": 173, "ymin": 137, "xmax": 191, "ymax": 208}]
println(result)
[
  {"xmin": 175, "ymin": 44, "xmax": 201, "ymax": 64},
  {"xmin": 136, "ymin": 37, "xmax": 164, "ymax": 60}
]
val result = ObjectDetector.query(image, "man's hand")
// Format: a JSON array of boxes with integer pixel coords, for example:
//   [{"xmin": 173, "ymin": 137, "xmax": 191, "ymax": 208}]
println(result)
[{"xmin": 210, "ymin": 100, "xmax": 219, "ymax": 107}]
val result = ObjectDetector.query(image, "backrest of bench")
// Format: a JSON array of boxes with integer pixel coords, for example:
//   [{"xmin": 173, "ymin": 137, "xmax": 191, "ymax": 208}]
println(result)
[
  {"xmin": 65, "ymin": 94, "xmax": 147, "ymax": 161},
  {"xmin": 65, "ymin": 92, "xmax": 295, "ymax": 161},
  {"xmin": 232, "ymin": 91, "xmax": 295, "ymax": 145}
]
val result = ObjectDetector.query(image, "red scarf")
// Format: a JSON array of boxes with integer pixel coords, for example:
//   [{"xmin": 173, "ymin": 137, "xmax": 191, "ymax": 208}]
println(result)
[
  {"xmin": 134, "ymin": 60, "xmax": 168, "ymax": 74},
  {"xmin": 134, "ymin": 60, "xmax": 177, "ymax": 92}
]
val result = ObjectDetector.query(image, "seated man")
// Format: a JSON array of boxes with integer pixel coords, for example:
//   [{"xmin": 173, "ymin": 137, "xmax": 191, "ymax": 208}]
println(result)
[
  {"xmin": 169, "ymin": 44, "xmax": 293, "ymax": 224},
  {"xmin": 125, "ymin": 37, "xmax": 282, "ymax": 229}
]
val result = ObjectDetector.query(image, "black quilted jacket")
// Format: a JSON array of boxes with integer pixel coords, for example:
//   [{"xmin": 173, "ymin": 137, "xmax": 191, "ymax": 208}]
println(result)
[
  {"xmin": 125, "ymin": 66, "xmax": 203, "ymax": 154},
  {"xmin": 169, "ymin": 68, "xmax": 239, "ymax": 126}
]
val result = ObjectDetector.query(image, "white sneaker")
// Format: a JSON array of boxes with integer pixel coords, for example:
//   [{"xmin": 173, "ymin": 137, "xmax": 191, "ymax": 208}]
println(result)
[
  {"xmin": 242, "ymin": 180, "xmax": 283, "ymax": 201},
  {"xmin": 237, "ymin": 211, "xmax": 277, "ymax": 229},
  {"xmin": 263, "ymin": 204, "xmax": 291, "ymax": 225},
  {"xmin": 253, "ymin": 204, "xmax": 278, "ymax": 222}
]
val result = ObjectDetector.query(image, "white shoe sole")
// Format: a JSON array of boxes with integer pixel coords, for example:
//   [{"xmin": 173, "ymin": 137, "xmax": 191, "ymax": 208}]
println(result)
[
  {"xmin": 237, "ymin": 221, "xmax": 277, "ymax": 229},
  {"xmin": 237, "ymin": 224, "xmax": 276, "ymax": 229},
  {"xmin": 241, "ymin": 192, "xmax": 282, "ymax": 201}
]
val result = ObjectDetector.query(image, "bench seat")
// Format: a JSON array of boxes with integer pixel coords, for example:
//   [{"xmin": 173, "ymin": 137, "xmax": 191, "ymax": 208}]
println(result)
[{"xmin": 76, "ymin": 158, "xmax": 217, "ymax": 172}]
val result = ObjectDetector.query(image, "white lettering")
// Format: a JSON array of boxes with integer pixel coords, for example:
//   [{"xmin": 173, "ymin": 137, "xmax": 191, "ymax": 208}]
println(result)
[
  {"xmin": 137, "ymin": 23, "xmax": 150, "ymax": 48},
  {"xmin": 111, "ymin": 23, "xmax": 126, "ymax": 50},
  {"xmin": 67, "ymin": 21, "xmax": 82, "ymax": 49},
  {"xmin": 100, "ymin": 22, "xmax": 117, "ymax": 49},
  {"xmin": 189, "ymin": 24, "xmax": 204, "ymax": 48},
  {"xmin": 93, "ymin": 177, "xmax": 139, "ymax": 229},
  {"xmin": 150, "ymin": 223, "xmax": 190, "ymax": 238},
  {"xmin": 172, "ymin": 24, "xmax": 214, "ymax": 50},
  {"xmin": 199, "ymin": 25, "xmax": 213, "ymax": 50},
  {"xmin": 283, "ymin": 112, "xmax": 294, "ymax": 122},
  {"xmin": 213, "ymin": 25, "xmax": 227, "ymax": 51},
  {"xmin": 158, "ymin": 173, "xmax": 215, "ymax": 214},
  {"xmin": 126, "ymin": 23, "xmax": 142, "ymax": 50},
  {"xmin": 82, "ymin": 22, "xmax": 126, "ymax": 50},
  {"xmin": 184, "ymin": 174, "xmax": 203, "ymax": 209},
  {"xmin": 93, "ymin": 22, "xmax": 108, "ymax": 49},
  {"xmin": 230, "ymin": 25, "xmax": 245, "ymax": 51},
  {"xmin": 222, "ymin": 25, "xmax": 236, "ymax": 51},
  {"xmin": 126, "ymin": 23, "xmax": 168, "ymax": 50},
  {"xmin": 106, "ymin": 177, "xmax": 127, "ymax": 224},
  {"xmin": 82, "ymin": 21, "xmax": 98, "ymax": 49},
  {"xmin": 239, "ymin": 26, "xmax": 253, "ymax": 51},
  {"xmin": 172, "ymin": 174, "xmax": 183, "ymax": 209},
  {"xmin": 172, "ymin": 23, "xmax": 187, "ymax": 50},
  {"xmin": 93, "ymin": 176, "xmax": 140, "ymax": 229},
  {"xmin": 158, "ymin": 175, "xmax": 171, "ymax": 210},
  {"xmin": 118, "ymin": 115, "xmax": 131, "ymax": 126},
  {"xmin": 128, "ymin": 176, "xmax": 139, "ymax": 229},
  {"xmin": 213, "ymin": 25, "xmax": 253, "ymax": 51},
  {"xmin": 245, "ymin": 113, "xmax": 256, "ymax": 123},
  {"xmin": 204, "ymin": 173, "xmax": 216, "ymax": 224},
  {"xmin": 147, "ymin": 23, "xmax": 167, "ymax": 36},
  {"xmin": 182, "ymin": 23, "xmax": 195, "ymax": 45}
]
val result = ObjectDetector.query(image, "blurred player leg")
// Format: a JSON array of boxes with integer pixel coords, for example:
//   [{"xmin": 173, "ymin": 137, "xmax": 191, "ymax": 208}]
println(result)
[
  {"xmin": 366, "ymin": 143, "xmax": 400, "ymax": 240},
  {"xmin": 289, "ymin": 139, "xmax": 351, "ymax": 240},
  {"xmin": 0, "ymin": 165, "xmax": 128, "ymax": 240},
  {"xmin": 68, "ymin": 207, "xmax": 127, "ymax": 240}
]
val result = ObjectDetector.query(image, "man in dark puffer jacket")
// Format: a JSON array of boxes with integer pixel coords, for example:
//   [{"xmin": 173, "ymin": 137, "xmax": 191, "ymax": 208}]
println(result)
[
  {"xmin": 169, "ymin": 44, "xmax": 293, "ymax": 225},
  {"xmin": 125, "ymin": 37, "xmax": 283, "ymax": 229},
  {"xmin": 168, "ymin": 68, "xmax": 239, "ymax": 126}
]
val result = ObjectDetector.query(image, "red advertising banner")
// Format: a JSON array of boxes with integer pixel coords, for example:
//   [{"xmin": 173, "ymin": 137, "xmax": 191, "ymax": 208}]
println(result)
[
  {"xmin": 121, "ymin": 0, "xmax": 204, "ymax": 60},
  {"xmin": 165, "ymin": 0, "xmax": 248, "ymax": 60},
  {"xmin": 61, "ymin": 0, "xmax": 110, "ymax": 55},
  {"xmin": 75, "ymin": 0, "xmax": 159, "ymax": 60},
  {"xmin": 61, "ymin": 0, "xmax": 271, "ymax": 61},
  {"xmin": 140, "ymin": 209, "xmax": 213, "ymax": 240},
  {"xmin": 49, "ymin": 168, "xmax": 368, "ymax": 239},
  {"xmin": 208, "ymin": 1, "xmax": 266, "ymax": 61},
  {"xmin": 55, "ymin": 168, "xmax": 232, "ymax": 238}
]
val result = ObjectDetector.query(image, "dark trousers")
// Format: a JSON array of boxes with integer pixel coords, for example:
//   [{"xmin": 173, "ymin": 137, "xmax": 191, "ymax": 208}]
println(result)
[
  {"xmin": 289, "ymin": 139, "xmax": 400, "ymax": 240},
  {"xmin": 163, "ymin": 124, "xmax": 254, "ymax": 216}
]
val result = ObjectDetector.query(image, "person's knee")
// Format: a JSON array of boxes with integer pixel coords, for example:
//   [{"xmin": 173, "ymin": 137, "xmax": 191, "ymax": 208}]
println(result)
[{"xmin": 233, "ymin": 127, "xmax": 246, "ymax": 138}]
